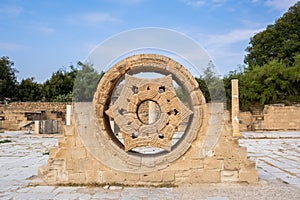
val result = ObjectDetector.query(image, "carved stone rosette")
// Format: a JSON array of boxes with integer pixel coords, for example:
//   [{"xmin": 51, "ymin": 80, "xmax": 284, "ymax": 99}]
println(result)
[{"xmin": 105, "ymin": 74, "xmax": 193, "ymax": 151}]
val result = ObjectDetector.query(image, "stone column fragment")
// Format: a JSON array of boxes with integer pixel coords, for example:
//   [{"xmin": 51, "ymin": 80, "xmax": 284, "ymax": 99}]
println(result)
[{"xmin": 231, "ymin": 79, "xmax": 241, "ymax": 137}]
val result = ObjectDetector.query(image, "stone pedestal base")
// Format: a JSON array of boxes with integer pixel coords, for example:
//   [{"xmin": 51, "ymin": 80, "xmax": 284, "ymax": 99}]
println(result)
[{"xmin": 39, "ymin": 103, "xmax": 258, "ymax": 186}]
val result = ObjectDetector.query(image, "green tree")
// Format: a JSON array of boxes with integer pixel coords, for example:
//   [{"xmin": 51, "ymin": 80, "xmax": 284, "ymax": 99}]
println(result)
[
  {"xmin": 42, "ymin": 65, "xmax": 77, "ymax": 102},
  {"xmin": 224, "ymin": 54, "xmax": 300, "ymax": 111},
  {"xmin": 0, "ymin": 56, "xmax": 18, "ymax": 102},
  {"xmin": 72, "ymin": 62, "xmax": 102, "ymax": 102},
  {"xmin": 245, "ymin": 2, "xmax": 300, "ymax": 67},
  {"xmin": 18, "ymin": 77, "xmax": 42, "ymax": 101},
  {"xmin": 196, "ymin": 63, "xmax": 226, "ymax": 103}
]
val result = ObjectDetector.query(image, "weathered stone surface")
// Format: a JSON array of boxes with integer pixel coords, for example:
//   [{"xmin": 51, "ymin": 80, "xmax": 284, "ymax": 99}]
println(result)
[
  {"xmin": 239, "ymin": 105, "xmax": 300, "ymax": 131},
  {"xmin": 39, "ymin": 54, "xmax": 257, "ymax": 186},
  {"xmin": 221, "ymin": 170, "xmax": 239, "ymax": 182},
  {"xmin": 0, "ymin": 102, "xmax": 68, "ymax": 131},
  {"xmin": 239, "ymin": 169, "xmax": 259, "ymax": 184}
]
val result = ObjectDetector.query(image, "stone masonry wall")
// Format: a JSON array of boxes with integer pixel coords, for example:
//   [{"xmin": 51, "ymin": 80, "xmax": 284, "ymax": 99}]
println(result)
[
  {"xmin": 239, "ymin": 105, "xmax": 300, "ymax": 131},
  {"xmin": 0, "ymin": 102, "xmax": 68, "ymax": 131},
  {"xmin": 261, "ymin": 105, "xmax": 300, "ymax": 130},
  {"xmin": 38, "ymin": 103, "xmax": 258, "ymax": 186}
]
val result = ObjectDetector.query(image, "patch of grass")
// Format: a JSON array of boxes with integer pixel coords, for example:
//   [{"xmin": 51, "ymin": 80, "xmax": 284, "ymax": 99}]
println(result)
[{"xmin": 0, "ymin": 139, "xmax": 12, "ymax": 144}]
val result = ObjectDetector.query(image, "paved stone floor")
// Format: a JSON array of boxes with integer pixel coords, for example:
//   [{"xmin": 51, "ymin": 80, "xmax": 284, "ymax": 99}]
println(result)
[{"xmin": 0, "ymin": 131, "xmax": 300, "ymax": 200}]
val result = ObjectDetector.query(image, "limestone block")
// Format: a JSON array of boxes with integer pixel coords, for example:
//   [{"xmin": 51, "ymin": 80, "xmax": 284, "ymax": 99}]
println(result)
[
  {"xmin": 44, "ymin": 169, "xmax": 58, "ymax": 183},
  {"xmin": 65, "ymin": 135, "xmax": 76, "ymax": 147},
  {"xmin": 58, "ymin": 137, "xmax": 67, "ymax": 147},
  {"xmin": 71, "ymin": 148, "xmax": 87, "ymax": 160},
  {"xmin": 214, "ymin": 145, "xmax": 233, "ymax": 158},
  {"xmin": 85, "ymin": 170, "xmax": 99, "ymax": 183},
  {"xmin": 239, "ymin": 169, "xmax": 258, "ymax": 183},
  {"xmin": 49, "ymin": 147, "xmax": 59, "ymax": 159},
  {"xmin": 204, "ymin": 158, "xmax": 224, "ymax": 170},
  {"xmin": 190, "ymin": 159, "xmax": 204, "ymax": 169},
  {"xmin": 124, "ymin": 173, "xmax": 140, "ymax": 182},
  {"xmin": 103, "ymin": 171, "xmax": 126, "ymax": 183},
  {"xmin": 175, "ymin": 176, "xmax": 190, "ymax": 185},
  {"xmin": 242, "ymin": 160, "xmax": 256, "ymax": 169},
  {"xmin": 221, "ymin": 170, "xmax": 239, "ymax": 182},
  {"xmin": 66, "ymin": 159, "xmax": 78, "ymax": 171},
  {"xmin": 64, "ymin": 126, "xmax": 74, "ymax": 136},
  {"xmin": 189, "ymin": 169, "xmax": 203, "ymax": 183},
  {"xmin": 224, "ymin": 158, "xmax": 241, "ymax": 170},
  {"xmin": 38, "ymin": 165, "xmax": 48, "ymax": 177},
  {"xmin": 162, "ymin": 171, "xmax": 175, "ymax": 182},
  {"xmin": 49, "ymin": 158, "xmax": 65, "ymax": 170},
  {"xmin": 57, "ymin": 170, "xmax": 68, "ymax": 182},
  {"xmin": 168, "ymin": 158, "xmax": 191, "ymax": 171},
  {"xmin": 68, "ymin": 172, "xmax": 86, "ymax": 183},
  {"xmin": 54, "ymin": 148, "xmax": 71, "ymax": 159},
  {"xmin": 140, "ymin": 172, "xmax": 163, "ymax": 182},
  {"xmin": 202, "ymin": 169, "xmax": 221, "ymax": 183}
]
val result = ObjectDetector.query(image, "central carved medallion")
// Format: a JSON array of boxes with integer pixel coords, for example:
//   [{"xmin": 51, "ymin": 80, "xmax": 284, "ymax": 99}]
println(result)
[{"xmin": 105, "ymin": 74, "xmax": 193, "ymax": 151}]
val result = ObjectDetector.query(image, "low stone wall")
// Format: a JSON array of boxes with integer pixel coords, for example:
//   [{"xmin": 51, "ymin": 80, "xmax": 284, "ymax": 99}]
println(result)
[
  {"xmin": 261, "ymin": 105, "xmax": 300, "ymax": 130},
  {"xmin": 239, "ymin": 105, "xmax": 300, "ymax": 131},
  {"xmin": 0, "ymin": 102, "xmax": 68, "ymax": 131},
  {"xmin": 0, "ymin": 102, "xmax": 68, "ymax": 112}
]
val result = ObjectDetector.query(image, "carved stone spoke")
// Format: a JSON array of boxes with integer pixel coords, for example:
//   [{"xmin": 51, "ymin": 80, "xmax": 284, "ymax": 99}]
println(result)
[{"xmin": 105, "ymin": 74, "xmax": 193, "ymax": 151}]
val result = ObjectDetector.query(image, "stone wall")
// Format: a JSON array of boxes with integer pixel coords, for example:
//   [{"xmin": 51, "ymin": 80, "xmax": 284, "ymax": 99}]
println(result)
[
  {"xmin": 38, "ymin": 103, "xmax": 258, "ymax": 186},
  {"xmin": 239, "ymin": 105, "xmax": 300, "ymax": 131},
  {"xmin": 261, "ymin": 105, "xmax": 300, "ymax": 130},
  {"xmin": 0, "ymin": 102, "xmax": 68, "ymax": 131}
]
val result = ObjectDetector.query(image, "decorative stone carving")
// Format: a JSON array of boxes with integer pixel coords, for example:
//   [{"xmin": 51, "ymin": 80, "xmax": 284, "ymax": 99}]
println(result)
[
  {"xmin": 39, "ymin": 53, "xmax": 258, "ymax": 186},
  {"xmin": 106, "ymin": 74, "xmax": 192, "ymax": 151}
]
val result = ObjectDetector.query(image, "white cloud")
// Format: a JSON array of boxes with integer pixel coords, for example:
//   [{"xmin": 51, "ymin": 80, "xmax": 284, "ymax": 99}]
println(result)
[
  {"xmin": 120, "ymin": 0, "xmax": 145, "ymax": 4},
  {"xmin": 205, "ymin": 28, "xmax": 264, "ymax": 49},
  {"xmin": 265, "ymin": 0, "xmax": 298, "ymax": 11},
  {"xmin": 0, "ymin": 5, "xmax": 23, "ymax": 17},
  {"xmin": 83, "ymin": 12, "xmax": 120, "ymax": 24},
  {"xmin": 199, "ymin": 28, "xmax": 265, "ymax": 72},
  {"xmin": 33, "ymin": 24, "xmax": 55, "ymax": 34},
  {"xmin": 183, "ymin": 0, "xmax": 227, "ymax": 8},
  {"xmin": 67, "ymin": 12, "xmax": 121, "ymax": 26},
  {"xmin": 0, "ymin": 42, "xmax": 24, "ymax": 51},
  {"xmin": 185, "ymin": 0, "xmax": 206, "ymax": 7}
]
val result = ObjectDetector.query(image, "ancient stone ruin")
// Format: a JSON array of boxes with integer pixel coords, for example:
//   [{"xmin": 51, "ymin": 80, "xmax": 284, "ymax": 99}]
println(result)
[{"xmin": 39, "ymin": 54, "xmax": 258, "ymax": 186}]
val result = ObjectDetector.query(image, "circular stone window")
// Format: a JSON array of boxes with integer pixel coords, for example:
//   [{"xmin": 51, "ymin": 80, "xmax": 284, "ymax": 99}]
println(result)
[
  {"xmin": 109, "ymin": 71, "xmax": 192, "ymax": 154},
  {"xmin": 92, "ymin": 54, "xmax": 206, "ymax": 172}
]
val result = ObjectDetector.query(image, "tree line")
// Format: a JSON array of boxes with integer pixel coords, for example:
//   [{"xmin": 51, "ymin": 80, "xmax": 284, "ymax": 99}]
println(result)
[
  {"xmin": 0, "ymin": 58, "xmax": 101, "ymax": 103},
  {"xmin": 1, "ymin": 2, "xmax": 300, "ymax": 110}
]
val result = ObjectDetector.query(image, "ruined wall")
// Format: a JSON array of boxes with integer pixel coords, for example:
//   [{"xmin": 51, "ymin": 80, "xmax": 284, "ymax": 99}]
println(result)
[
  {"xmin": 238, "ymin": 112, "xmax": 253, "ymax": 131},
  {"xmin": 0, "ymin": 102, "xmax": 68, "ymax": 131},
  {"xmin": 38, "ymin": 103, "xmax": 258, "ymax": 186},
  {"xmin": 239, "ymin": 105, "xmax": 300, "ymax": 131},
  {"xmin": 261, "ymin": 105, "xmax": 300, "ymax": 130}
]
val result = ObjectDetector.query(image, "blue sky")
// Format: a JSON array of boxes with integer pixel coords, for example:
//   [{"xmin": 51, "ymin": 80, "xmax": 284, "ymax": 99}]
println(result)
[{"xmin": 0, "ymin": 0, "xmax": 298, "ymax": 82}]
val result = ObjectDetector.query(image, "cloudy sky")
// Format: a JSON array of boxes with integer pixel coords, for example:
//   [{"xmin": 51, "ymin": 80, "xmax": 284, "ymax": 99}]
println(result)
[{"xmin": 0, "ymin": 0, "xmax": 298, "ymax": 82}]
